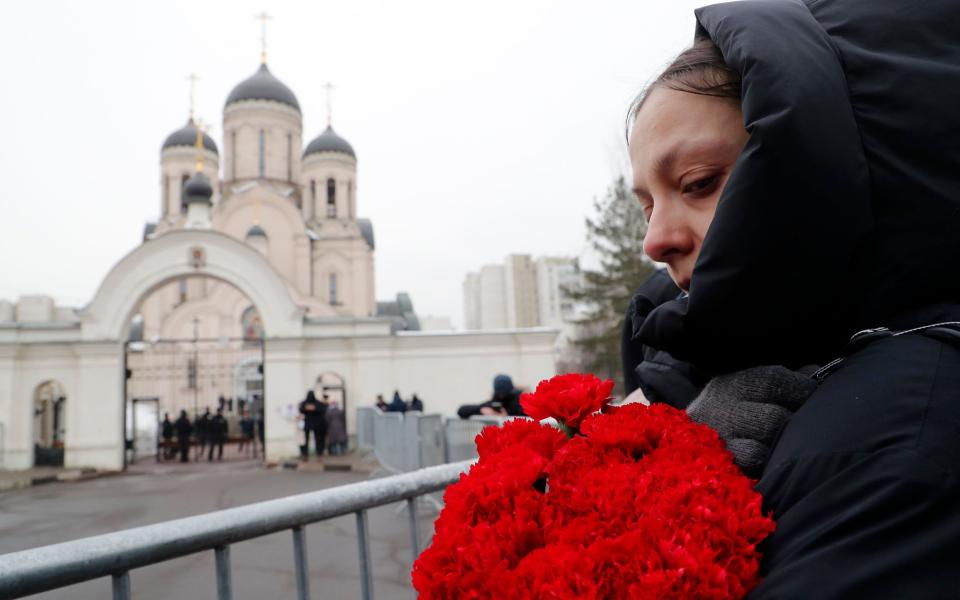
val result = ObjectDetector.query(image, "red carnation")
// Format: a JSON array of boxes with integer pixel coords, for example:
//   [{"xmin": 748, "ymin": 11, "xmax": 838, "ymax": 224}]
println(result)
[
  {"xmin": 413, "ymin": 373, "xmax": 775, "ymax": 599},
  {"xmin": 520, "ymin": 373, "xmax": 615, "ymax": 431}
]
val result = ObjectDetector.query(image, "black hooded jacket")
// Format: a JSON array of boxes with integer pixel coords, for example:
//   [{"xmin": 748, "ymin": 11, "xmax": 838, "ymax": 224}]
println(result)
[
  {"xmin": 621, "ymin": 269, "xmax": 706, "ymax": 409},
  {"xmin": 635, "ymin": 1, "xmax": 960, "ymax": 597}
]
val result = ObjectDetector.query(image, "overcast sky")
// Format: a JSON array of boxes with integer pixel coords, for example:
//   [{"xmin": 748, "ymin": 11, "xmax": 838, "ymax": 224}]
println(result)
[{"xmin": 0, "ymin": 0, "xmax": 707, "ymax": 328}]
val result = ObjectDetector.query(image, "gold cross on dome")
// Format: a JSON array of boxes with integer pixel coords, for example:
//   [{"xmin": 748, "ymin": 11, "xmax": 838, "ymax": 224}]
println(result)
[
  {"xmin": 187, "ymin": 73, "xmax": 198, "ymax": 121},
  {"xmin": 324, "ymin": 81, "xmax": 335, "ymax": 126},
  {"xmin": 255, "ymin": 11, "xmax": 272, "ymax": 64}
]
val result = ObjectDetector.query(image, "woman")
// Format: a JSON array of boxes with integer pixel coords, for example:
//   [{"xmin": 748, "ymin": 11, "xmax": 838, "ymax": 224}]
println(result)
[{"xmin": 627, "ymin": 1, "xmax": 960, "ymax": 597}]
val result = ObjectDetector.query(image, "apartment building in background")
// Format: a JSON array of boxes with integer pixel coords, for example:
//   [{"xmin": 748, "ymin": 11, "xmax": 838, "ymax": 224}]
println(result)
[{"xmin": 463, "ymin": 254, "xmax": 582, "ymax": 331}]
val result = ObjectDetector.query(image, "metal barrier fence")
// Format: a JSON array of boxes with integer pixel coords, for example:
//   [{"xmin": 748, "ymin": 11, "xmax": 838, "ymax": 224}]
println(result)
[
  {"xmin": 0, "ymin": 460, "xmax": 473, "ymax": 600},
  {"xmin": 443, "ymin": 416, "xmax": 515, "ymax": 463},
  {"xmin": 366, "ymin": 409, "xmax": 519, "ymax": 471},
  {"xmin": 355, "ymin": 406, "xmax": 376, "ymax": 451}
]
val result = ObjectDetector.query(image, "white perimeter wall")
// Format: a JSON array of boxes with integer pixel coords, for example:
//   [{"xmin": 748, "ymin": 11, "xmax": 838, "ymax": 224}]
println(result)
[
  {"xmin": 0, "ymin": 329, "xmax": 558, "ymax": 469},
  {"xmin": 263, "ymin": 329, "xmax": 558, "ymax": 458}
]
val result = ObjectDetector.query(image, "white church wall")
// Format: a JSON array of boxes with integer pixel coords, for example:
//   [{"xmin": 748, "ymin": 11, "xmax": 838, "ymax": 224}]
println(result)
[
  {"xmin": 0, "ymin": 347, "xmax": 18, "ymax": 468},
  {"xmin": 298, "ymin": 329, "xmax": 559, "ymax": 434},
  {"xmin": 67, "ymin": 344, "xmax": 124, "ymax": 469},
  {"xmin": 0, "ymin": 343, "xmax": 82, "ymax": 470},
  {"xmin": 215, "ymin": 194, "xmax": 308, "ymax": 295}
]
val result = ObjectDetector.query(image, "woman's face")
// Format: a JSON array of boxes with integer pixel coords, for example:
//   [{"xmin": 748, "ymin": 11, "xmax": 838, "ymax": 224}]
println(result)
[{"xmin": 629, "ymin": 86, "xmax": 748, "ymax": 292}]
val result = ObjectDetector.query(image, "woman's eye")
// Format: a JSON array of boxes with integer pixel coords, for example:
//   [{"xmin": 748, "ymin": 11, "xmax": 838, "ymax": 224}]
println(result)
[
  {"xmin": 682, "ymin": 174, "xmax": 719, "ymax": 195},
  {"xmin": 640, "ymin": 204, "xmax": 653, "ymax": 222}
]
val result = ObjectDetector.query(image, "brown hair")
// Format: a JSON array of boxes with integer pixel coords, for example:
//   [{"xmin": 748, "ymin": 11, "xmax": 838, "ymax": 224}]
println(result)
[{"xmin": 628, "ymin": 37, "xmax": 741, "ymax": 126}]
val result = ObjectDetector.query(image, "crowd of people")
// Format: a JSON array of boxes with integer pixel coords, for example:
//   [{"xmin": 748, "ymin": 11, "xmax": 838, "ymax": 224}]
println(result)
[
  {"xmin": 373, "ymin": 390, "xmax": 424, "ymax": 414},
  {"xmin": 159, "ymin": 408, "xmax": 264, "ymax": 463},
  {"xmin": 156, "ymin": 377, "xmax": 524, "ymax": 465}
]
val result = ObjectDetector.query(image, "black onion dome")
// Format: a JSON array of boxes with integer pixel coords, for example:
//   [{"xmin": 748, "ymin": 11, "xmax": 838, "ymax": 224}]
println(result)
[
  {"xmin": 183, "ymin": 172, "xmax": 213, "ymax": 204},
  {"xmin": 162, "ymin": 120, "xmax": 218, "ymax": 154},
  {"xmin": 225, "ymin": 63, "xmax": 300, "ymax": 111},
  {"xmin": 246, "ymin": 224, "xmax": 267, "ymax": 238},
  {"xmin": 304, "ymin": 125, "xmax": 356, "ymax": 159}
]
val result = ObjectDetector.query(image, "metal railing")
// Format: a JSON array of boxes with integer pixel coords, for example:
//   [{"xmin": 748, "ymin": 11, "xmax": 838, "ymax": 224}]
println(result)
[
  {"xmin": 0, "ymin": 460, "xmax": 473, "ymax": 600},
  {"xmin": 443, "ymin": 415, "xmax": 517, "ymax": 463},
  {"xmin": 363, "ymin": 408, "xmax": 523, "ymax": 472}
]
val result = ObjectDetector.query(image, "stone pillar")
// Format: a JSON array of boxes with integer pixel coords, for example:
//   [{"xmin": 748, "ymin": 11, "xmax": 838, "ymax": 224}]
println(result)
[
  {"xmin": 262, "ymin": 338, "xmax": 305, "ymax": 461},
  {"xmin": 67, "ymin": 343, "xmax": 125, "ymax": 470}
]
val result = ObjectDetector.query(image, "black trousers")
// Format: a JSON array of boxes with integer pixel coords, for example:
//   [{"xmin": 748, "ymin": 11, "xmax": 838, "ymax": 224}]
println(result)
[
  {"xmin": 303, "ymin": 426, "xmax": 326, "ymax": 457},
  {"xmin": 208, "ymin": 439, "xmax": 224, "ymax": 461},
  {"xmin": 178, "ymin": 439, "xmax": 190, "ymax": 462}
]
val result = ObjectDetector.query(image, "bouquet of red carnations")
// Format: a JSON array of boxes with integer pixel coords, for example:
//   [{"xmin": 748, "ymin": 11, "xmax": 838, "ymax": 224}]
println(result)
[{"xmin": 412, "ymin": 373, "xmax": 775, "ymax": 599}]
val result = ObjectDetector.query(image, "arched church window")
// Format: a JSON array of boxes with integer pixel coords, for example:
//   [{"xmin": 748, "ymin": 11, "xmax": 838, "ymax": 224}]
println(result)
[
  {"xmin": 311, "ymin": 180, "xmax": 316, "ymax": 203},
  {"xmin": 258, "ymin": 129, "xmax": 266, "ymax": 178},
  {"xmin": 162, "ymin": 175, "xmax": 169, "ymax": 214},
  {"xmin": 180, "ymin": 174, "xmax": 190, "ymax": 213},
  {"xmin": 178, "ymin": 278, "xmax": 188, "ymax": 304},
  {"xmin": 327, "ymin": 178, "xmax": 337, "ymax": 218},
  {"xmin": 347, "ymin": 180, "xmax": 354, "ymax": 218},
  {"xmin": 287, "ymin": 133, "xmax": 293, "ymax": 181},
  {"xmin": 231, "ymin": 131, "xmax": 237, "ymax": 180},
  {"xmin": 241, "ymin": 306, "xmax": 264, "ymax": 341},
  {"xmin": 329, "ymin": 273, "xmax": 339, "ymax": 305}
]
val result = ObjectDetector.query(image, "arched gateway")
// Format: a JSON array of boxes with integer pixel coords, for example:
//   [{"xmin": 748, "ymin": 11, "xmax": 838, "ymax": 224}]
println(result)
[
  {"xmin": 67, "ymin": 229, "xmax": 307, "ymax": 469},
  {"xmin": 83, "ymin": 229, "xmax": 303, "ymax": 341}
]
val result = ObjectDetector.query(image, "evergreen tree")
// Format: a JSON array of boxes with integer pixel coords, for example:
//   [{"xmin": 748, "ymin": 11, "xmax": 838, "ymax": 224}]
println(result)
[{"xmin": 566, "ymin": 176, "xmax": 655, "ymax": 392}]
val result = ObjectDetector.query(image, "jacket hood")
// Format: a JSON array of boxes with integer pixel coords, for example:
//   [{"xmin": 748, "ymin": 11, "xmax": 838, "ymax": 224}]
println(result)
[{"xmin": 637, "ymin": 0, "xmax": 960, "ymax": 373}]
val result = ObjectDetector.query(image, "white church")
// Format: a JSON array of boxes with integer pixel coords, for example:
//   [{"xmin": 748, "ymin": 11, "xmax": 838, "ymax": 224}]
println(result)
[{"xmin": 0, "ymin": 53, "xmax": 558, "ymax": 471}]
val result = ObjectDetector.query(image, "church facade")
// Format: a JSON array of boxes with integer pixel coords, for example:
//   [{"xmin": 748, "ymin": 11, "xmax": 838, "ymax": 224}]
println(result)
[{"xmin": 0, "ymin": 58, "xmax": 558, "ymax": 471}]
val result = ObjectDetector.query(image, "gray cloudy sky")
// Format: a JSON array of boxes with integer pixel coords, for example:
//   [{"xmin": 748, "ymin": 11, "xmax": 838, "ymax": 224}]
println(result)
[{"xmin": 0, "ymin": 0, "xmax": 706, "ymax": 328}]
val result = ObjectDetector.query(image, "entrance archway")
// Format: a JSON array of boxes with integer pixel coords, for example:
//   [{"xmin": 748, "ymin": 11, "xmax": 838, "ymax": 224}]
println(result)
[
  {"xmin": 83, "ymin": 229, "xmax": 303, "ymax": 341},
  {"xmin": 76, "ymin": 229, "xmax": 306, "ymax": 469},
  {"xmin": 33, "ymin": 381, "xmax": 66, "ymax": 467}
]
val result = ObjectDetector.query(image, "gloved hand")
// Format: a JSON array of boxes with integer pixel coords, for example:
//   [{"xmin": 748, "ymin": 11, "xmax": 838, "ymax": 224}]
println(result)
[{"xmin": 686, "ymin": 366, "xmax": 817, "ymax": 478}]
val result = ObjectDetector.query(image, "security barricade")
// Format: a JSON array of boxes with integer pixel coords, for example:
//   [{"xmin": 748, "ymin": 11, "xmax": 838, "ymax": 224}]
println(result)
[
  {"xmin": 408, "ymin": 413, "xmax": 445, "ymax": 469},
  {"xmin": 355, "ymin": 406, "xmax": 376, "ymax": 450},
  {"xmin": 371, "ymin": 411, "xmax": 407, "ymax": 474},
  {"xmin": 360, "ymin": 409, "xmax": 531, "ymax": 471},
  {"xmin": 442, "ymin": 416, "xmax": 514, "ymax": 463}
]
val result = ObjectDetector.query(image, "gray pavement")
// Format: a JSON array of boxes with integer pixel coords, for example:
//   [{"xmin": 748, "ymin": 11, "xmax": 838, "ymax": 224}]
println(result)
[{"xmin": 0, "ymin": 458, "xmax": 439, "ymax": 599}]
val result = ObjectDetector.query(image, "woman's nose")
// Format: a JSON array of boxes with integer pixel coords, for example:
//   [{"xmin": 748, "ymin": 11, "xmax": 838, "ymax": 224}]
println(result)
[{"xmin": 643, "ymin": 204, "xmax": 694, "ymax": 263}]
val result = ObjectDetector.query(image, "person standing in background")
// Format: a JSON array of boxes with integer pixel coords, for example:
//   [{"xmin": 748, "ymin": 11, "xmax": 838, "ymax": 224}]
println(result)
[
  {"xmin": 160, "ymin": 413, "xmax": 175, "ymax": 460},
  {"xmin": 207, "ymin": 408, "xmax": 227, "ymax": 462},
  {"xmin": 409, "ymin": 394, "xmax": 424, "ymax": 412},
  {"xmin": 238, "ymin": 410, "xmax": 256, "ymax": 458},
  {"xmin": 325, "ymin": 399, "xmax": 347, "ymax": 455},
  {"xmin": 193, "ymin": 407, "xmax": 211, "ymax": 461},
  {"xmin": 299, "ymin": 390, "xmax": 328, "ymax": 459},
  {"xmin": 174, "ymin": 410, "xmax": 192, "ymax": 463}
]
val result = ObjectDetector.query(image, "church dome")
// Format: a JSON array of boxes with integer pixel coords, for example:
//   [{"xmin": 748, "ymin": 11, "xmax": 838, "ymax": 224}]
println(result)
[
  {"xmin": 225, "ymin": 63, "xmax": 300, "ymax": 112},
  {"xmin": 162, "ymin": 120, "xmax": 218, "ymax": 154},
  {"xmin": 304, "ymin": 125, "xmax": 356, "ymax": 159},
  {"xmin": 183, "ymin": 172, "xmax": 213, "ymax": 204}
]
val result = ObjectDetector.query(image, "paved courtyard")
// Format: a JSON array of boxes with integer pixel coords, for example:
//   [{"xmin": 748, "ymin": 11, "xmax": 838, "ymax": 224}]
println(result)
[{"xmin": 0, "ymin": 458, "xmax": 438, "ymax": 599}]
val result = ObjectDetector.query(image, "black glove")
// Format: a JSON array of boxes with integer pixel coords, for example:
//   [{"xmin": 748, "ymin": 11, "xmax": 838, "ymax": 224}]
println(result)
[{"xmin": 686, "ymin": 366, "xmax": 817, "ymax": 478}]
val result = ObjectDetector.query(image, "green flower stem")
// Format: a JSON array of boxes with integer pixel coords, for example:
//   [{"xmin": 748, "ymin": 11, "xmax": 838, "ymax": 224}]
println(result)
[{"xmin": 557, "ymin": 421, "xmax": 576, "ymax": 438}]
